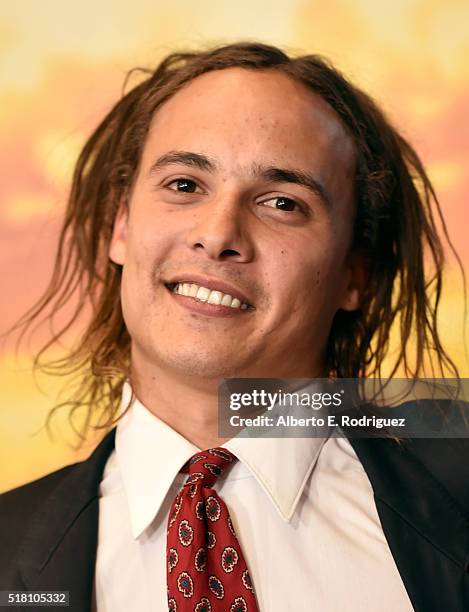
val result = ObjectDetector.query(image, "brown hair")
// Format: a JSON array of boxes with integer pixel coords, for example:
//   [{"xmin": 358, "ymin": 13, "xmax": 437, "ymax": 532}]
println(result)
[{"xmin": 13, "ymin": 42, "xmax": 464, "ymax": 435}]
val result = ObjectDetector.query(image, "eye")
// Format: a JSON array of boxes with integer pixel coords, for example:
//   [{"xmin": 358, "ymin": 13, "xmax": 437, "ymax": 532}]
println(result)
[
  {"xmin": 259, "ymin": 196, "xmax": 301, "ymax": 212},
  {"xmin": 167, "ymin": 178, "xmax": 200, "ymax": 193}
]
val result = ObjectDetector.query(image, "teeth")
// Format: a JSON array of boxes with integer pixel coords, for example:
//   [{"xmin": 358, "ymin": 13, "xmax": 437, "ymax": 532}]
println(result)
[
  {"xmin": 208, "ymin": 291, "xmax": 223, "ymax": 305},
  {"xmin": 171, "ymin": 283, "xmax": 250, "ymax": 310},
  {"xmin": 221, "ymin": 293, "xmax": 232, "ymax": 306},
  {"xmin": 196, "ymin": 286, "xmax": 210, "ymax": 301}
]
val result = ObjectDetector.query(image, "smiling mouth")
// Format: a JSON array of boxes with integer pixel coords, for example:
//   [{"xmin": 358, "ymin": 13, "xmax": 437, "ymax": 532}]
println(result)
[{"xmin": 165, "ymin": 282, "xmax": 253, "ymax": 310}]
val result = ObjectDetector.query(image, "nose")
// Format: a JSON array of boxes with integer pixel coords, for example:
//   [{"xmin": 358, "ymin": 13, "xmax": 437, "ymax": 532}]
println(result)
[{"xmin": 185, "ymin": 193, "xmax": 255, "ymax": 262}]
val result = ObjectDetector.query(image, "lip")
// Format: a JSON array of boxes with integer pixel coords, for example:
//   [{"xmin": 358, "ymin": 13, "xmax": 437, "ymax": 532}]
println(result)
[{"xmin": 164, "ymin": 273, "xmax": 254, "ymax": 308}]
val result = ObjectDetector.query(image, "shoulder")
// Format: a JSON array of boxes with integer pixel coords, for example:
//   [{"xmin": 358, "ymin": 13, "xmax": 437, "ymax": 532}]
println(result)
[
  {"xmin": 0, "ymin": 429, "xmax": 116, "ymax": 587},
  {"xmin": 0, "ymin": 429, "xmax": 116, "ymax": 565},
  {"xmin": 0, "ymin": 462, "xmax": 79, "ymax": 524},
  {"xmin": 396, "ymin": 399, "xmax": 469, "ymax": 472},
  {"xmin": 404, "ymin": 435, "xmax": 469, "ymax": 516},
  {"xmin": 353, "ymin": 398, "xmax": 469, "ymax": 517},
  {"xmin": 0, "ymin": 462, "xmax": 81, "ymax": 584},
  {"xmin": 0, "ymin": 464, "xmax": 81, "ymax": 558}
]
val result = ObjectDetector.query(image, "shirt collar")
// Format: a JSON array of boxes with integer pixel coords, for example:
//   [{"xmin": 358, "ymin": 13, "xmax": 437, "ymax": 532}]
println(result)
[
  {"xmin": 116, "ymin": 383, "xmax": 327, "ymax": 539},
  {"xmin": 223, "ymin": 433, "xmax": 326, "ymax": 523}
]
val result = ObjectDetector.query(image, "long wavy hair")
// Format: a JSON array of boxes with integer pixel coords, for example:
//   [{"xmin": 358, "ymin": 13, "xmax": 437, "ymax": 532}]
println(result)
[{"xmin": 13, "ymin": 42, "xmax": 464, "ymax": 436}]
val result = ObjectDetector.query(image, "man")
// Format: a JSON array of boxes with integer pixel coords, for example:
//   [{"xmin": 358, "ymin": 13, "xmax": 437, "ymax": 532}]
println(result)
[{"xmin": 1, "ymin": 42, "xmax": 468, "ymax": 611}]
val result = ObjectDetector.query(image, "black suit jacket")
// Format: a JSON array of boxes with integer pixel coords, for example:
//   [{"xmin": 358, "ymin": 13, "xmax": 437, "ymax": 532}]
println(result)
[{"xmin": 2, "ymin": 417, "xmax": 469, "ymax": 611}]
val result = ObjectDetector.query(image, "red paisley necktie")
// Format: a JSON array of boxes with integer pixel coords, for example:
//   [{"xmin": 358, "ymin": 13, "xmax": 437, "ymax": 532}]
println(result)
[{"xmin": 166, "ymin": 447, "xmax": 260, "ymax": 612}]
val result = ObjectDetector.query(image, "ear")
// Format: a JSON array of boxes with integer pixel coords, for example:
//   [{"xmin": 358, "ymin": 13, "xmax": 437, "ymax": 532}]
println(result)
[
  {"xmin": 339, "ymin": 249, "xmax": 370, "ymax": 312},
  {"xmin": 109, "ymin": 202, "xmax": 129, "ymax": 265}
]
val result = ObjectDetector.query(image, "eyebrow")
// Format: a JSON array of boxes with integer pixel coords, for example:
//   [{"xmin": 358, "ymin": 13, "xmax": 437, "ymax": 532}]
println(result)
[
  {"xmin": 149, "ymin": 150, "xmax": 331, "ymax": 208},
  {"xmin": 148, "ymin": 151, "xmax": 218, "ymax": 174}
]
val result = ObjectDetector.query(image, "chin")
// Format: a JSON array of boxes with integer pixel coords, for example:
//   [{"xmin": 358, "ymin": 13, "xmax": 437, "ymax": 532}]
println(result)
[{"xmin": 157, "ymin": 346, "xmax": 250, "ymax": 380}]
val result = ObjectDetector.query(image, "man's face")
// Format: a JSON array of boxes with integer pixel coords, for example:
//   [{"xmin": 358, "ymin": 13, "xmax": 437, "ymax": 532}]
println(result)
[{"xmin": 110, "ymin": 68, "xmax": 362, "ymax": 381}]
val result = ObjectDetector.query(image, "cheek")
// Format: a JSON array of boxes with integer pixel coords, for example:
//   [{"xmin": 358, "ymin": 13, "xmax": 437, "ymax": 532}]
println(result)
[
  {"xmin": 119, "ymin": 232, "xmax": 167, "ymax": 319},
  {"xmin": 126, "ymin": 206, "xmax": 177, "ymax": 270},
  {"xmin": 272, "ymin": 243, "xmax": 348, "ymax": 314},
  {"xmin": 271, "ymin": 242, "xmax": 328, "ymax": 287}
]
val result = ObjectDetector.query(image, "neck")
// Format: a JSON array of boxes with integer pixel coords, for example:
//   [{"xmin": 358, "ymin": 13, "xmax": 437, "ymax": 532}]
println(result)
[
  {"xmin": 131, "ymin": 363, "xmax": 229, "ymax": 451},
  {"xmin": 129, "ymin": 350, "xmax": 326, "ymax": 450}
]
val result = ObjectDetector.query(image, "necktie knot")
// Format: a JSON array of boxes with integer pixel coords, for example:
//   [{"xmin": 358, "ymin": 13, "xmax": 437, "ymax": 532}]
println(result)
[{"xmin": 184, "ymin": 447, "xmax": 236, "ymax": 488}]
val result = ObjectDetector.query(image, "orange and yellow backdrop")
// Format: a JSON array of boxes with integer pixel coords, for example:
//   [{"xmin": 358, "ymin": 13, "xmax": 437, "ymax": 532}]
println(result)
[{"xmin": 1, "ymin": 0, "xmax": 468, "ymax": 492}]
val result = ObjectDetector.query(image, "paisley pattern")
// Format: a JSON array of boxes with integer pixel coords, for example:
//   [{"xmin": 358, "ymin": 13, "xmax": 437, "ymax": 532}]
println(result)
[
  {"xmin": 177, "ymin": 572, "xmax": 194, "ymax": 598},
  {"xmin": 208, "ymin": 448, "xmax": 234, "ymax": 462},
  {"xmin": 194, "ymin": 547, "xmax": 206, "ymax": 572},
  {"xmin": 242, "ymin": 569, "xmax": 254, "ymax": 593},
  {"xmin": 230, "ymin": 597, "xmax": 248, "ymax": 612},
  {"xmin": 189, "ymin": 454, "xmax": 207, "ymax": 465},
  {"xmin": 205, "ymin": 496, "xmax": 221, "ymax": 522},
  {"xmin": 194, "ymin": 597, "xmax": 211, "ymax": 612},
  {"xmin": 221, "ymin": 546, "xmax": 239, "ymax": 573},
  {"xmin": 179, "ymin": 520, "xmax": 194, "ymax": 546},
  {"xmin": 195, "ymin": 501, "xmax": 205, "ymax": 520},
  {"xmin": 227, "ymin": 517, "xmax": 236, "ymax": 537},
  {"xmin": 168, "ymin": 598, "xmax": 177, "ymax": 611},
  {"xmin": 203, "ymin": 462, "xmax": 223, "ymax": 477},
  {"xmin": 168, "ymin": 493, "xmax": 183, "ymax": 531},
  {"xmin": 168, "ymin": 548, "xmax": 179, "ymax": 573},
  {"xmin": 206, "ymin": 531, "xmax": 216, "ymax": 549},
  {"xmin": 208, "ymin": 575, "xmax": 225, "ymax": 599},
  {"xmin": 166, "ymin": 447, "xmax": 259, "ymax": 611}
]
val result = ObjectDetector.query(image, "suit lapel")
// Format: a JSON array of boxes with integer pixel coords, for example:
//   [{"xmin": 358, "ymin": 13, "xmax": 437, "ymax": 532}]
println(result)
[
  {"xmin": 18, "ymin": 430, "xmax": 116, "ymax": 612},
  {"xmin": 349, "ymin": 436, "xmax": 469, "ymax": 611}
]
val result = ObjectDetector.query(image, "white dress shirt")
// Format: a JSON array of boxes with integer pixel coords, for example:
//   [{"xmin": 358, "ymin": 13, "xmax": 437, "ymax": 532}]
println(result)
[{"xmin": 95, "ymin": 385, "xmax": 414, "ymax": 611}]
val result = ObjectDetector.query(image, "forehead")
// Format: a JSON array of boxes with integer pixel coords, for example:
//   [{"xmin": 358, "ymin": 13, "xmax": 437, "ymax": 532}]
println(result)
[{"xmin": 142, "ymin": 68, "xmax": 355, "ymax": 197}]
